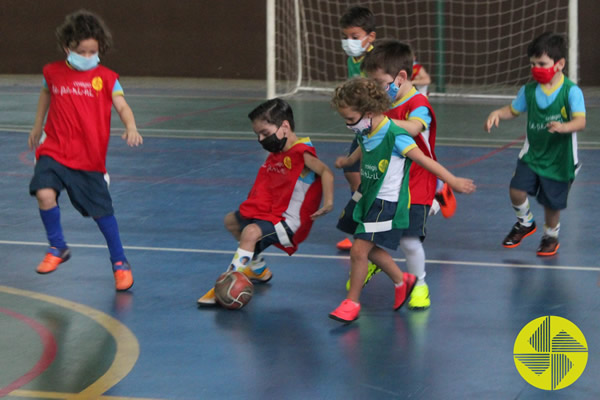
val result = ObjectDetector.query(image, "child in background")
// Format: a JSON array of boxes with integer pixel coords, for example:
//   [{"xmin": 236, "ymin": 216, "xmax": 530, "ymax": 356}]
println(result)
[
  {"xmin": 484, "ymin": 32, "xmax": 586, "ymax": 256},
  {"xmin": 336, "ymin": 5, "xmax": 377, "ymax": 251},
  {"xmin": 198, "ymin": 99, "xmax": 334, "ymax": 306},
  {"xmin": 412, "ymin": 56, "xmax": 431, "ymax": 96},
  {"xmin": 28, "ymin": 10, "xmax": 143, "ymax": 291},
  {"xmin": 330, "ymin": 78, "xmax": 475, "ymax": 323}
]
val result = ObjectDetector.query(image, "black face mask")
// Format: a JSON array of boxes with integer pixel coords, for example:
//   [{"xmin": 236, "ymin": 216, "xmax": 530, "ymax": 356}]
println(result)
[{"xmin": 259, "ymin": 132, "xmax": 287, "ymax": 153}]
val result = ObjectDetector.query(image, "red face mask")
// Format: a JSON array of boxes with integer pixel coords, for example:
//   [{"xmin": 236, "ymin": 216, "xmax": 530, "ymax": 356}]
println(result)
[{"xmin": 531, "ymin": 62, "xmax": 557, "ymax": 84}]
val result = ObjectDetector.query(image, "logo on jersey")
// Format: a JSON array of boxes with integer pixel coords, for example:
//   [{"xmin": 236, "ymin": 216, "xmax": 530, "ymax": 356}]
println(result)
[
  {"xmin": 92, "ymin": 77, "xmax": 103, "ymax": 92},
  {"xmin": 284, "ymin": 156, "xmax": 292, "ymax": 170},
  {"xmin": 378, "ymin": 159, "xmax": 389, "ymax": 173}
]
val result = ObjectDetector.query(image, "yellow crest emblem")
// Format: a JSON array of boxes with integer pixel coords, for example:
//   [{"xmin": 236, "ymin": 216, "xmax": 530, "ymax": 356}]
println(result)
[
  {"xmin": 92, "ymin": 77, "xmax": 103, "ymax": 92},
  {"xmin": 284, "ymin": 156, "xmax": 292, "ymax": 170},
  {"xmin": 560, "ymin": 106, "xmax": 568, "ymax": 120},
  {"xmin": 378, "ymin": 159, "xmax": 389, "ymax": 173}
]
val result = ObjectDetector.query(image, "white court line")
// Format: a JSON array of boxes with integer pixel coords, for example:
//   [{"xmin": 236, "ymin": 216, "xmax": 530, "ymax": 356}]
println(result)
[
  {"xmin": 3, "ymin": 126, "xmax": 600, "ymax": 147},
  {"xmin": 2, "ymin": 240, "xmax": 599, "ymax": 273}
]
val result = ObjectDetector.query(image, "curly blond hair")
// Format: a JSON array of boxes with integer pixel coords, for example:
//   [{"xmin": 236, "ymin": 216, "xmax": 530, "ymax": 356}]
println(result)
[{"xmin": 331, "ymin": 77, "xmax": 391, "ymax": 115}]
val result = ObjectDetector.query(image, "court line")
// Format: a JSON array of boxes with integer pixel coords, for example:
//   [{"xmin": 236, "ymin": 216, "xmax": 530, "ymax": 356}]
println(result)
[
  {"xmin": 2, "ymin": 240, "xmax": 598, "ymax": 272},
  {"xmin": 0, "ymin": 285, "xmax": 142, "ymax": 400},
  {"xmin": 3, "ymin": 126, "xmax": 600, "ymax": 148},
  {"xmin": 8, "ymin": 390, "xmax": 163, "ymax": 400},
  {"xmin": 0, "ymin": 308, "xmax": 57, "ymax": 397}
]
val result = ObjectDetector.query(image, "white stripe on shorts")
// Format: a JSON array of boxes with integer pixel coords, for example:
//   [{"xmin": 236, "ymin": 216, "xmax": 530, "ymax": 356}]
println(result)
[
  {"xmin": 363, "ymin": 219, "xmax": 393, "ymax": 233},
  {"xmin": 274, "ymin": 222, "xmax": 293, "ymax": 248}
]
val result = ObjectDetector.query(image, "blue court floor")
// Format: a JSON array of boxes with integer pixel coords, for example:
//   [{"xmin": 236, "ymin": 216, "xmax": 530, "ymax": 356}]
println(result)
[{"xmin": 1, "ymin": 77, "xmax": 599, "ymax": 399}]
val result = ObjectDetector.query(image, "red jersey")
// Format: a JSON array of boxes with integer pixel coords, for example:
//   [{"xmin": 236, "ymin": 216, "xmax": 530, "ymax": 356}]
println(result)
[
  {"xmin": 239, "ymin": 139, "xmax": 323, "ymax": 255},
  {"xmin": 36, "ymin": 61, "xmax": 119, "ymax": 173},
  {"xmin": 384, "ymin": 90, "xmax": 437, "ymax": 205}
]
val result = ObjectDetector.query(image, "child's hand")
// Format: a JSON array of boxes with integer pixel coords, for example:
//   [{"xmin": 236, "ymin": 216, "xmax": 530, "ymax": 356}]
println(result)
[
  {"xmin": 484, "ymin": 111, "xmax": 500, "ymax": 133},
  {"xmin": 122, "ymin": 128, "xmax": 143, "ymax": 147},
  {"xmin": 28, "ymin": 128, "xmax": 42, "ymax": 150},
  {"xmin": 334, "ymin": 156, "xmax": 348, "ymax": 169},
  {"xmin": 448, "ymin": 177, "xmax": 476, "ymax": 194},
  {"xmin": 310, "ymin": 202, "xmax": 333, "ymax": 220},
  {"xmin": 547, "ymin": 121, "xmax": 564, "ymax": 133}
]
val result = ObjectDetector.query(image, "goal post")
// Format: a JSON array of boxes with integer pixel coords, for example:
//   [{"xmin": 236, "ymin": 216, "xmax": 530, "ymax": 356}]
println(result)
[{"xmin": 266, "ymin": 0, "xmax": 578, "ymax": 99}]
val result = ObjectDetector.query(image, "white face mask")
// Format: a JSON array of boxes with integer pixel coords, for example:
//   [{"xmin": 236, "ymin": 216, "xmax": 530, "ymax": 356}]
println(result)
[
  {"xmin": 341, "ymin": 38, "xmax": 368, "ymax": 58},
  {"xmin": 67, "ymin": 51, "xmax": 100, "ymax": 71},
  {"xmin": 346, "ymin": 115, "xmax": 372, "ymax": 136}
]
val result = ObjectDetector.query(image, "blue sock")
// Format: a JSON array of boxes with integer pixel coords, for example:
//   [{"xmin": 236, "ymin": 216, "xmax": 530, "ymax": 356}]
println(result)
[
  {"xmin": 40, "ymin": 207, "xmax": 67, "ymax": 249},
  {"xmin": 94, "ymin": 215, "xmax": 126, "ymax": 264}
]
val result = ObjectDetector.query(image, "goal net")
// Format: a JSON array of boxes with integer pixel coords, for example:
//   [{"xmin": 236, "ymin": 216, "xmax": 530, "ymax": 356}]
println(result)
[{"xmin": 267, "ymin": 0, "xmax": 576, "ymax": 99}]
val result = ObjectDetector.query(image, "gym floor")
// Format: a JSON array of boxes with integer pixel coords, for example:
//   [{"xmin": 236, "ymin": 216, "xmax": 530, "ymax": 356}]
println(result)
[{"xmin": 1, "ymin": 76, "xmax": 599, "ymax": 399}]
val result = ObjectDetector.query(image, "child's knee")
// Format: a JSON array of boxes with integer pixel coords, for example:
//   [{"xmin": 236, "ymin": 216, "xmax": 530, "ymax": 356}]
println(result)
[
  {"xmin": 399, "ymin": 237, "xmax": 423, "ymax": 256},
  {"xmin": 36, "ymin": 188, "xmax": 58, "ymax": 210},
  {"xmin": 240, "ymin": 223, "xmax": 262, "ymax": 242},
  {"xmin": 224, "ymin": 212, "xmax": 239, "ymax": 232}
]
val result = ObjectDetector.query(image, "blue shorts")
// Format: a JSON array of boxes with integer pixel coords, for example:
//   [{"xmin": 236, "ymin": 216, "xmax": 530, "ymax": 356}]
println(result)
[
  {"xmin": 399, "ymin": 204, "xmax": 430, "ymax": 242},
  {"xmin": 337, "ymin": 195, "xmax": 404, "ymax": 250},
  {"xmin": 29, "ymin": 156, "xmax": 113, "ymax": 217},
  {"xmin": 342, "ymin": 137, "xmax": 361, "ymax": 173},
  {"xmin": 235, "ymin": 211, "xmax": 295, "ymax": 254},
  {"xmin": 510, "ymin": 159, "xmax": 571, "ymax": 210}
]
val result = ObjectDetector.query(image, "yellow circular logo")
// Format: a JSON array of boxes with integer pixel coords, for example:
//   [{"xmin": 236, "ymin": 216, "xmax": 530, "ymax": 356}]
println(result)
[
  {"xmin": 378, "ymin": 159, "xmax": 389, "ymax": 173},
  {"xmin": 92, "ymin": 77, "xmax": 103, "ymax": 92},
  {"xmin": 283, "ymin": 156, "xmax": 292, "ymax": 170},
  {"xmin": 514, "ymin": 316, "xmax": 587, "ymax": 390}
]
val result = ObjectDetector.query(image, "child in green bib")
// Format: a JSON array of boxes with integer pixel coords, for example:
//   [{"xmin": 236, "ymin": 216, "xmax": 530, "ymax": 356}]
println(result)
[
  {"xmin": 330, "ymin": 77, "xmax": 476, "ymax": 323},
  {"xmin": 484, "ymin": 32, "xmax": 586, "ymax": 256}
]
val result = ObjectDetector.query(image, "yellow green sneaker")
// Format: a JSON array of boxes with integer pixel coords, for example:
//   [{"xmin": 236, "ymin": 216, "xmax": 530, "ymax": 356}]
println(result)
[
  {"xmin": 346, "ymin": 262, "xmax": 381, "ymax": 290},
  {"xmin": 408, "ymin": 284, "xmax": 431, "ymax": 310}
]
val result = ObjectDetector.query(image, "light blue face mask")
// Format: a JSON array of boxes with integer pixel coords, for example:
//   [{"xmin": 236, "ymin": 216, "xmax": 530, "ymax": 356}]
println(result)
[
  {"xmin": 67, "ymin": 51, "xmax": 100, "ymax": 71},
  {"xmin": 386, "ymin": 81, "xmax": 399, "ymax": 101}
]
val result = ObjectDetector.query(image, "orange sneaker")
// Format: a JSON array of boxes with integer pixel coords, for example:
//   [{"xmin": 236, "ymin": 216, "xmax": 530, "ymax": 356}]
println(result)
[
  {"xmin": 329, "ymin": 299, "xmax": 360, "ymax": 323},
  {"xmin": 36, "ymin": 247, "xmax": 71, "ymax": 274},
  {"xmin": 336, "ymin": 238, "xmax": 353, "ymax": 251},
  {"xmin": 113, "ymin": 261, "xmax": 134, "ymax": 291},
  {"xmin": 241, "ymin": 265, "xmax": 273, "ymax": 283},
  {"xmin": 394, "ymin": 272, "xmax": 417, "ymax": 310},
  {"xmin": 197, "ymin": 287, "xmax": 216, "ymax": 306},
  {"xmin": 434, "ymin": 183, "xmax": 457, "ymax": 218}
]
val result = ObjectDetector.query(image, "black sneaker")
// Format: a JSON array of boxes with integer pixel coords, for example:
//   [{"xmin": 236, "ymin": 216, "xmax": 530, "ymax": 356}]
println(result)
[
  {"xmin": 502, "ymin": 221, "xmax": 537, "ymax": 248},
  {"xmin": 536, "ymin": 235, "xmax": 559, "ymax": 256}
]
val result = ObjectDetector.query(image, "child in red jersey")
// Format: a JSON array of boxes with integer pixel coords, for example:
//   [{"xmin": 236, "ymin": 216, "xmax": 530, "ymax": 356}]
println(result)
[
  {"xmin": 198, "ymin": 98, "xmax": 334, "ymax": 306},
  {"xmin": 360, "ymin": 40, "xmax": 455, "ymax": 310},
  {"xmin": 28, "ymin": 10, "xmax": 142, "ymax": 291}
]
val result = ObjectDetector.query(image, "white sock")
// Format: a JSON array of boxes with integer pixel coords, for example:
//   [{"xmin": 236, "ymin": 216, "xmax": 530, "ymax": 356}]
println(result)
[
  {"xmin": 229, "ymin": 248, "xmax": 254, "ymax": 271},
  {"xmin": 512, "ymin": 199, "xmax": 534, "ymax": 227},
  {"xmin": 544, "ymin": 223, "xmax": 560, "ymax": 238},
  {"xmin": 400, "ymin": 237, "xmax": 426, "ymax": 285}
]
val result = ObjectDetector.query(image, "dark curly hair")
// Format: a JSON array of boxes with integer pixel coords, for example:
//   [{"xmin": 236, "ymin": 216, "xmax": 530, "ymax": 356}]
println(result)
[
  {"xmin": 331, "ymin": 77, "xmax": 391, "ymax": 115},
  {"xmin": 56, "ymin": 10, "xmax": 113, "ymax": 55}
]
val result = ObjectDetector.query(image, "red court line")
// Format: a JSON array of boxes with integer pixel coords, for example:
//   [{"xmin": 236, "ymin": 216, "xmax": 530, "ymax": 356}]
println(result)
[
  {"xmin": 139, "ymin": 100, "xmax": 255, "ymax": 128},
  {"xmin": 0, "ymin": 308, "xmax": 57, "ymax": 396},
  {"xmin": 446, "ymin": 135, "xmax": 525, "ymax": 169}
]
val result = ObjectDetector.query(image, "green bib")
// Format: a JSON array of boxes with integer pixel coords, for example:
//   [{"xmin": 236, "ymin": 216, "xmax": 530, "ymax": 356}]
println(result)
[
  {"xmin": 353, "ymin": 124, "xmax": 412, "ymax": 234},
  {"xmin": 522, "ymin": 78, "xmax": 577, "ymax": 181}
]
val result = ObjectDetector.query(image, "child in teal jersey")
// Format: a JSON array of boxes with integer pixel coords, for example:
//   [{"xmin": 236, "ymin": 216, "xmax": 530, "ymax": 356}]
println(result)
[
  {"xmin": 336, "ymin": 6, "xmax": 377, "ymax": 252},
  {"xmin": 329, "ymin": 78, "xmax": 476, "ymax": 323},
  {"xmin": 484, "ymin": 32, "xmax": 586, "ymax": 256}
]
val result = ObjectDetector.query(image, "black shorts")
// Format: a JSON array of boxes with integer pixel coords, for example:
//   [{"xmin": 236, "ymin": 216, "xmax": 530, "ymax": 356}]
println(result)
[
  {"xmin": 510, "ymin": 159, "xmax": 571, "ymax": 210},
  {"xmin": 234, "ymin": 211, "xmax": 295, "ymax": 254},
  {"xmin": 29, "ymin": 156, "xmax": 114, "ymax": 217},
  {"xmin": 336, "ymin": 194, "xmax": 404, "ymax": 250},
  {"xmin": 342, "ymin": 137, "xmax": 361, "ymax": 173}
]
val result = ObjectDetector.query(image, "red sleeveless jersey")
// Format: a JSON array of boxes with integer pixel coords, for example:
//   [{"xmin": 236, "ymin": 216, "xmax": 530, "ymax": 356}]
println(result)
[
  {"xmin": 36, "ymin": 61, "xmax": 119, "ymax": 173},
  {"xmin": 384, "ymin": 92, "xmax": 437, "ymax": 205},
  {"xmin": 239, "ymin": 140, "xmax": 323, "ymax": 255}
]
